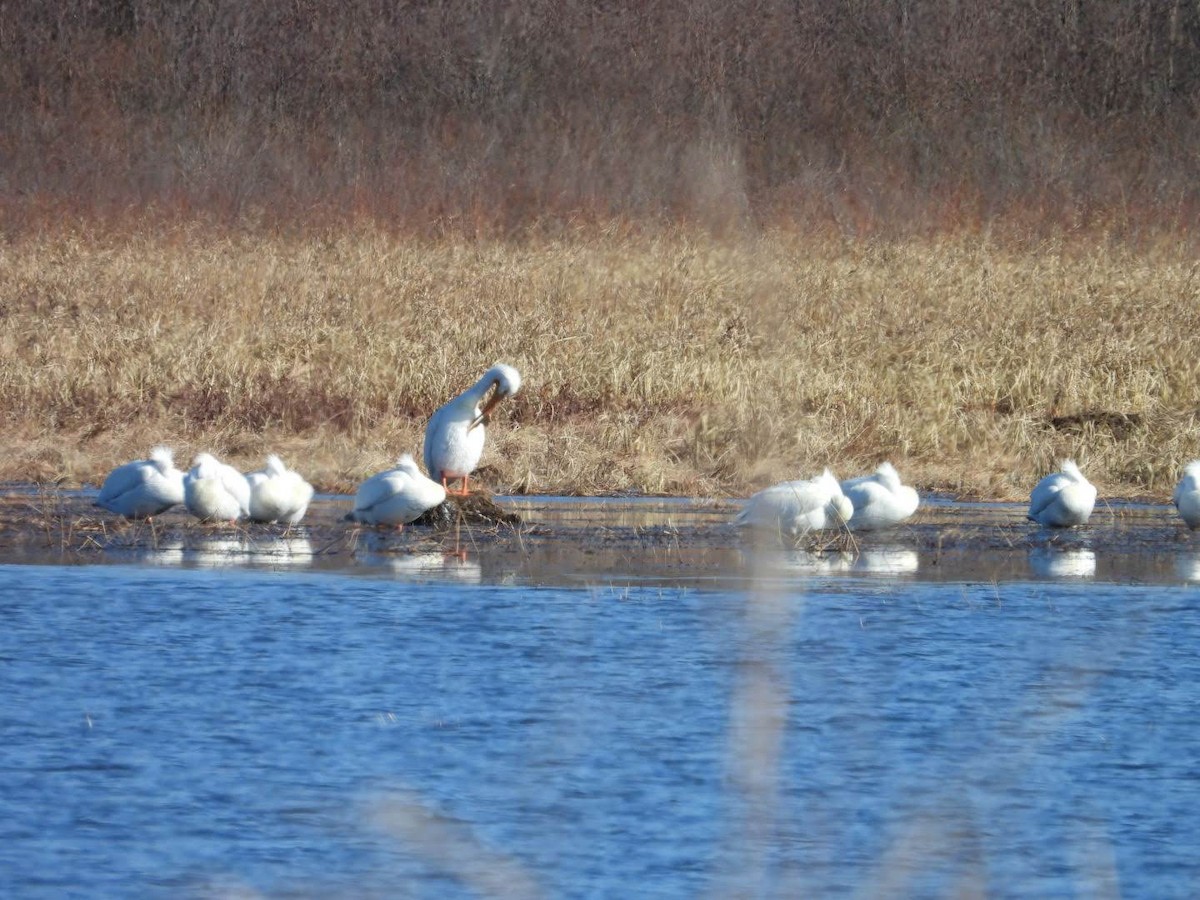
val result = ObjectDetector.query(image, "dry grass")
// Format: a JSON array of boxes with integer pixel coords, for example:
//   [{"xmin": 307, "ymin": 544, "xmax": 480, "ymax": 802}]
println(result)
[
  {"xmin": 2, "ymin": 0, "xmax": 1197, "ymax": 502},
  {"xmin": 1, "ymin": 224, "xmax": 1197, "ymax": 501}
]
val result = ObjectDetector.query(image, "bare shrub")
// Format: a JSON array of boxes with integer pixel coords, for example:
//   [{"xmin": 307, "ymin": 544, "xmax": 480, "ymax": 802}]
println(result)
[{"xmin": 1, "ymin": 0, "xmax": 1198, "ymax": 236}]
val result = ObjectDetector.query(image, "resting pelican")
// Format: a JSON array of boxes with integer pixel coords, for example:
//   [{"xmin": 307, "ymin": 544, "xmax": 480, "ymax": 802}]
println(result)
[
  {"xmin": 95, "ymin": 447, "xmax": 185, "ymax": 519},
  {"xmin": 1027, "ymin": 460, "xmax": 1097, "ymax": 527},
  {"xmin": 348, "ymin": 454, "xmax": 447, "ymax": 527},
  {"xmin": 1173, "ymin": 461, "xmax": 1200, "ymax": 529},
  {"xmin": 245, "ymin": 454, "xmax": 314, "ymax": 525},
  {"xmin": 184, "ymin": 453, "xmax": 251, "ymax": 523},
  {"xmin": 423, "ymin": 363, "xmax": 522, "ymax": 496},
  {"xmin": 734, "ymin": 469, "xmax": 854, "ymax": 537},
  {"xmin": 840, "ymin": 462, "xmax": 920, "ymax": 530}
]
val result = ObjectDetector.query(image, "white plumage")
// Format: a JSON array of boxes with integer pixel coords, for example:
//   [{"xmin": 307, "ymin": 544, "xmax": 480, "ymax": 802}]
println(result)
[
  {"xmin": 1027, "ymin": 459, "xmax": 1097, "ymax": 527},
  {"xmin": 245, "ymin": 454, "xmax": 314, "ymax": 525},
  {"xmin": 95, "ymin": 446, "xmax": 185, "ymax": 519},
  {"xmin": 184, "ymin": 453, "xmax": 251, "ymax": 523},
  {"xmin": 734, "ymin": 469, "xmax": 854, "ymax": 536},
  {"xmin": 840, "ymin": 462, "xmax": 920, "ymax": 530},
  {"xmin": 1173, "ymin": 460, "xmax": 1200, "ymax": 529},
  {"xmin": 423, "ymin": 363, "xmax": 522, "ymax": 495},
  {"xmin": 349, "ymin": 454, "xmax": 447, "ymax": 527}
]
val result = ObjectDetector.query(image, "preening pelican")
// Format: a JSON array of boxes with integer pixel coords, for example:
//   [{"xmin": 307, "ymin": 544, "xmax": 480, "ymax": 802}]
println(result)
[
  {"xmin": 95, "ymin": 446, "xmax": 185, "ymax": 519},
  {"xmin": 1173, "ymin": 460, "xmax": 1200, "ymax": 529},
  {"xmin": 184, "ymin": 453, "xmax": 251, "ymax": 523},
  {"xmin": 734, "ymin": 469, "xmax": 854, "ymax": 537},
  {"xmin": 1027, "ymin": 460, "xmax": 1097, "ymax": 527},
  {"xmin": 423, "ymin": 363, "xmax": 522, "ymax": 496},
  {"xmin": 348, "ymin": 454, "xmax": 447, "ymax": 527},
  {"xmin": 840, "ymin": 462, "xmax": 920, "ymax": 530},
  {"xmin": 245, "ymin": 454, "xmax": 314, "ymax": 525}
]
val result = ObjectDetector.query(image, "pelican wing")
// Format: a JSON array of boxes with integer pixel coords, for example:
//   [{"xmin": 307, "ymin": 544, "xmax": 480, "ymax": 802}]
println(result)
[
  {"xmin": 97, "ymin": 460, "xmax": 153, "ymax": 507},
  {"xmin": 354, "ymin": 468, "xmax": 445, "ymax": 524},
  {"xmin": 249, "ymin": 471, "xmax": 314, "ymax": 523},
  {"xmin": 736, "ymin": 479, "xmax": 831, "ymax": 533},
  {"xmin": 842, "ymin": 479, "xmax": 918, "ymax": 530},
  {"xmin": 217, "ymin": 463, "xmax": 252, "ymax": 516},
  {"xmin": 1028, "ymin": 473, "xmax": 1067, "ymax": 520},
  {"xmin": 841, "ymin": 477, "xmax": 890, "ymax": 512},
  {"xmin": 354, "ymin": 469, "xmax": 404, "ymax": 517}
]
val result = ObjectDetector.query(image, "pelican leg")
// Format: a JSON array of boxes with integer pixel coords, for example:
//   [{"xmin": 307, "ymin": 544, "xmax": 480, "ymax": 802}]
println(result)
[{"xmin": 441, "ymin": 475, "xmax": 471, "ymax": 497}]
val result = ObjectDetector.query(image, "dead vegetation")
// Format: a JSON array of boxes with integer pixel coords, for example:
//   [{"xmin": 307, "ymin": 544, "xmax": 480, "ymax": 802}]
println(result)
[
  {"xmin": 1, "ymin": 3, "xmax": 1198, "ymax": 500},
  {"xmin": 0, "ymin": 228, "xmax": 1198, "ymax": 500},
  {"xmin": 4, "ymin": 1, "xmax": 1200, "ymax": 236}
]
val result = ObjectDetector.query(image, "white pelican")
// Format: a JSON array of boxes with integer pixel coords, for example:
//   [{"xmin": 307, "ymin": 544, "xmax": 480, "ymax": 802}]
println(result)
[
  {"xmin": 734, "ymin": 469, "xmax": 854, "ymax": 537},
  {"xmin": 348, "ymin": 454, "xmax": 447, "ymax": 527},
  {"xmin": 840, "ymin": 462, "xmax": 920, "ymax": 531},
  {"xmin": 423, "ymin": 363, "xmax": 522, "ymax": 496},
  {"xmin": 95, "ymin": 446, "xmax": 185, "ymax": 519},
  {"xmin": 245, "ymin": 454, "xmax": 314, "ymax": 525},
  {"xmin": 183, "ymin": 453, "xmax": 251, "ymax": 523},
  {"xmin": 1027, "ymin": 460, "xmax": 1097, "ymax": 527},
  {"xmin": 1173, "ymin": 461, "xmax": 1200, "ymax": 529}
]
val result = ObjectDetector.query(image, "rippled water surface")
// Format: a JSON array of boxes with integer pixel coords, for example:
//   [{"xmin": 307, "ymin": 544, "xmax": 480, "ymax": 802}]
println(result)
[{"xmin": 4, "ymin": 552, "xmax": 1200, "ymax": 897}]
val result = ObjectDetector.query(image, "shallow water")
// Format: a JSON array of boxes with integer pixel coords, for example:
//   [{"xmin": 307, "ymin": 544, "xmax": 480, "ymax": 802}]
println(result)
[
  {"xmin": 5, "ymin": 489, "xmax": 1200, "ymax": 586},
  {"xmin": 4, "ymin": 532, "xmax": 1200, "ymax": 897}
]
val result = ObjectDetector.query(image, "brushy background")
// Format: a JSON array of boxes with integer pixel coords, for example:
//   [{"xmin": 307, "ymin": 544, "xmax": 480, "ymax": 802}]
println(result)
[{"xmin": 2, "ymin": 1, "xmax": 1198, "ymax": 497}]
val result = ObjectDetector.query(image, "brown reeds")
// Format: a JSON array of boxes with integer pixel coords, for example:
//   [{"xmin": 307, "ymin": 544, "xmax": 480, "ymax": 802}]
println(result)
[
  {"xmin": 0, "ymin": 2, "xmax": 1197, "ymax": 499},
  {"xmin": 1, "ymin": 226, "xmax": 1197, "ymax": 499},
  {"xmin": 2, "ymin": 1, "xmax": 1199, "ymax": 235}
]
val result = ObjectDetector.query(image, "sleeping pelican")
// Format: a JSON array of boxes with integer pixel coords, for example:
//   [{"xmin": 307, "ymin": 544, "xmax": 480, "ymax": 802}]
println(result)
[
  {"xmin": 348, "ymin": 454, "xmax": 447, "ymax": 527},
  {"xmin": 734, "ymin": 469, "xmax": 854, "ymax": 537},
  {"xmin": 423, "ymin": 363, "xmax": 522, "ymax": 496},
  {"xmin": 840, "ymin": 462, "xmax": 920, "ymax": 530},
  {"xmin": 184, "ymin": 453, "xmax": 251, "ymax": 523},
  {"xmin": 95, "ymin": 446, "xmax": 185, "ymax": 519},
  {"xmin": 1173, "ymin": 461, "xmax": 1200, "ymax": 529},
  {"xmin": 245, "ymin": 454, "xmax": 314, "ymax": 525},
  {"xmin": 1027, "ymin": 460, "xmax": 1097, "ymax": 527}
]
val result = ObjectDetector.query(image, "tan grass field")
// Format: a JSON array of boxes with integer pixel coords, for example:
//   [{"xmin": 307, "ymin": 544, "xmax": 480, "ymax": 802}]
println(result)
[{"xmin": 1, "ymin": 224, "xmax": 1197, "ymax": 501}]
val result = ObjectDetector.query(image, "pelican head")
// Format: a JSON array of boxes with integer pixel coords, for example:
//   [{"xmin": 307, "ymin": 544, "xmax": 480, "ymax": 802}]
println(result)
[
  {"xmin": 873, "ymin": 461, "xmax": 902, "ymax": 490},
  {"xmin": 1060, "ymin": 459, "xmax": 1085, "ymax": 482},
  {"xmin": 469, "ymin": 363, "xmax": 522, "ymax": 430},
  {"xmin": 191, "ymin": 452, "xmax": 220, "ymax": 475},
  {"xmin": 150, "ymin": 446, "xmax": 177, "ymax": 475},
  {"xmin": 395, "ymin": 453, "xmax": 421, "ymax": 476},
  {"xmin": 816, "ymin": 468, "xmax": 841, "ymax": 493}
]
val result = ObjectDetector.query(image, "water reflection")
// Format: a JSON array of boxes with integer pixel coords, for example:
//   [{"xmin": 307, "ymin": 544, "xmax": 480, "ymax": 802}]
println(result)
[
  {"xmin": 855, "ymin": 549, "xmax": 919, "ymax": 575},
  {"xmin": 776, "ymin": 552, "xmax": 854, "ymax": 575},
  {"xmin": 1175, "ymin": 554, "xmax": 1200, "ymax": 582},
  {"xmin": 1028, "ymin": 548, "xmax": 1096, "ymax": 579},
  {"xmin": 140, "ymin": 535, "xmax": 314, "ymax": 569},
  {"xmin": 745, "ymin": 548, "xmax": 920, "ymax": 578},
  {"xmin": 358, "ymin": 551, "xmax": 483, "ymax": 583},
  {"xmin": 246, "ymin": 536, "xmax": 313, "ymax": 567}
]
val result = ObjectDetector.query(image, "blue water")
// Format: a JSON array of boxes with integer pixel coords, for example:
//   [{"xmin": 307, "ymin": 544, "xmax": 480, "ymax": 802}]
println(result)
[{"xmin": 2, "ymin": 563, "xmax": 1200, "ymax": 898}]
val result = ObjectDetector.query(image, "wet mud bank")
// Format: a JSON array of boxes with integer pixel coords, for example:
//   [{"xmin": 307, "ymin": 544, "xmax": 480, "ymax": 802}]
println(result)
[{"xmin": 2, "ymin": 488, "xmax": 1198, "ymax": 586}]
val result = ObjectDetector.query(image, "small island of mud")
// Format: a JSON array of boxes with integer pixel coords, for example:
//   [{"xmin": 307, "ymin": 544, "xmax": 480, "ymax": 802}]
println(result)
[{"xmin": 0, "ymin": 486, "xmax": 1197, "ymax": 586}]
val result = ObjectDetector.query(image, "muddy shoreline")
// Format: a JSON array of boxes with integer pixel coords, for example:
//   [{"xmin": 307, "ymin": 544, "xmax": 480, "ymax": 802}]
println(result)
[{"xmin": 2, "ymin": 487, "xmax": 1197, "ymax": 586}]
